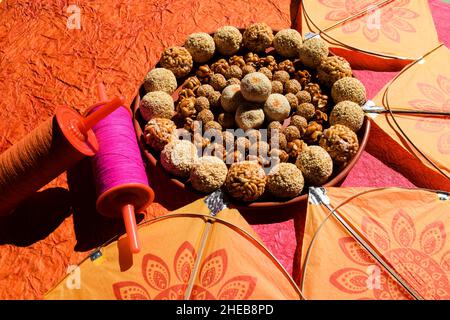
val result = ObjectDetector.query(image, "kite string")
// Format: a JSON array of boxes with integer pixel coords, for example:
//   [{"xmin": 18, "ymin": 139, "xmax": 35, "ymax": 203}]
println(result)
[
  {"xmin": 91, "ymin": 105, "xmax": 149, "ymax": 196},
  {"xmin": 0, "ymin": 117, "xmax": 85, "ymax": 215}
]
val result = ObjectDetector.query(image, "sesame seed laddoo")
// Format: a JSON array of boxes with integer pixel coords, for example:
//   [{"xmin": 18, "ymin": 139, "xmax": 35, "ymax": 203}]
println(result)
[
  {"xmin": 270, "ymin": 131, "xmax": 287, "ymax": 150},
  {"xmin": 226, "ymin": 78, "xmax": 241, "ymax": 86},
  {"xmin": 258, "ymin": 67, "xmax": 273, "ymax": 80},
  {"xmin": 273, "ymin": 29, "xmax": 302, "ymax": 58},
  {"xmin": 330, "ymin": 101, "xmax": 365, "ymax": 132},
  {"xmin": 298, "ymin": 37, "xmax": 329, "ymax": 69},
  {"xmin": 184, "ymin": 32, "xmax": 215, "ymax": 63},
  {"xmin": 235, "ymin": 103, "xmax": 265, "ymax": 130},
  {"xmin": 242, "ymin": 23, "xmax": 274, "ymax": 53},
  {"xmin": 242, "ymin": 65, "xmax": 256, "ymax": 76},
  {"xmin": 285, "ymin": 93, "xmax": 298, "ymax": 110},
  {"xmin": 225, "ymin": 161, "xmax": 266, "ymax": 202},
  {"xmin": 225, "ymin": 65, "xmax": 243, "ymax": 80},
  {"xmin": 235, "ymin": 136, "xmax": 251, "ymax": 151},
  {"xmin": 246, "ymin": 128, "xmax": 262, "ymax": 142},
  {"xmin": 240, "ymin": 72, "xmax": 272, "ymax": 102},
  {"xmin": 267, "ymin": 121, "xmax": 283, "ymax": 138},
  {"xmin": 249, "ymin": 140, "xmax": 270, "ymax": 158},
  {"xmin": 160, "ymin": 46, "xmax": 193, "ymax": 78},
  {"xmin": 214, "ymin": 26, "xmax": 242, "ymax": 56},
  {"xmin": 284, "ymin": 125, "xmax": 301, "ymax": 142},
  {"xmin": 209, "ymin": 73, "xmax": 227, "ymax": 91},
  {"xmin": 222, "ymin": 130, "xmax": 235, "ymax": 150},
  {"xmin": 141, "ymin": 23, "xmax": 369, "ymax": 202},
  {"xmin": 194, "ymin": 96, "xmax": 210, "ymax": 112},
  {"xmin": 267, "ymin": 163, "xmax": 304, "ymax": 198},
  {"xmin": 208, "ymin": 91, "xmax": 221, "ymax": 108},
  {"xmin": 296, "ymin": 90, "xmax": 312, "ymax": 104},
  {"xmin": 295, "ymin": 146, "xmax": 333, "ymax": 186},
  {"xmin": 331, "ymin": 77, "xmax": 367, "ymax": 106},
  {"xmin": 295, "ymin": 102, "xmax": 315, "ymax": 120},
  {"xmin": 197, "ymin": 109, "xmax": 214, "ymax": 124},
  {"xmin": 284, "ymin": 79, "xmax": 302, "ymax": 94},
  {"xmin": 273, "ymin": 70, "xmax": 290, "ymax": 84},
  {"xmin": 197, "ymin": 84, "xmax": 215, "ymax": 98},
  {"xmin": 140, "ymin": 91, "xmax": 175, "ymax": 121},
  {"xmin": 271, "ymin": 80, "xmax": 284, "ymax": 94},
  {"xmin": 319, "ymin": 124, "xmax": 359, "ymax": 166},
  {"xmin": 190, "ymin": 156, "xmax": 228, "ymax": 193},
  {"xmin": 263, "ymin": 93, "xmax": 290, "ymax": 122},
  {"xmin": 290, "ymin": 115, "xmax": 308, "ymax": 132},
  {"xmin": 143, "ymin": 68, "xmax": 177, "ymax": 94},
  {"xmin": 161, "ymin": 140, "xmax": 198, "ymax": 178},
  {"xmin": 204, "ymin": 120, "xmax": 222, "ymax": 132}
]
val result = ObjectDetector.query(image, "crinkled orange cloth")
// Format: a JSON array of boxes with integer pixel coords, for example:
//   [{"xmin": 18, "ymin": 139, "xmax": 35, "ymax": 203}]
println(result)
[{"xmin": 0, "ymin": 0, "xmax": 296, "ymax": 299}]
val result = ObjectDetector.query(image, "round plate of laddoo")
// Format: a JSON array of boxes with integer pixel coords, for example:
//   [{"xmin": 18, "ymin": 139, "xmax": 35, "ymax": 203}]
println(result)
[{"xmin": 132, "ymin": 23, "xmax": 370, "ymax": 209}]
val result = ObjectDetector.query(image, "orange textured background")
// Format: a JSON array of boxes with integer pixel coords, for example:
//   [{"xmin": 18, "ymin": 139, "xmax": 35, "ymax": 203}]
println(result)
[{"xmin": 0, "ymin": 0, "xmax": 297, "ymax": 299}]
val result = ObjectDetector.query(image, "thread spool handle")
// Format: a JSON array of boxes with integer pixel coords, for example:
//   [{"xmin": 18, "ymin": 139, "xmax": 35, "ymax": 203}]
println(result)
[
  {"xmin": 56, "ymin": 95, "xmax": 124, "ymax": 157},
  {"xmin": 97, "ymin": 83, "xmax": 108, "ymax": 101},
  {"xmin": 95, "ymin": 82, "xmax": 142, "ymax": 254},
  {"xmin": 121, "ymin": 204, "xmax": 142, "ymax": 253},
  {"xmin": 82, "ymin": 96, "xmax": 125, "ymax": 132}
]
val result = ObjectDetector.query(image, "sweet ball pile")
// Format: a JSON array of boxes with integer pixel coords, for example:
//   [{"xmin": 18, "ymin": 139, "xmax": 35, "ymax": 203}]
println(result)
[{"xmin": 139, "ymin": 23, "xmax": 367, "ymax": 202}]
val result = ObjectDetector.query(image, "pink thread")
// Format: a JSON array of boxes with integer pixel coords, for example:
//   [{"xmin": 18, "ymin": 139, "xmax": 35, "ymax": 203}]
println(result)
[{"xmin": 90, "ymin": 106, "xmax": 149, "ymax": 195}]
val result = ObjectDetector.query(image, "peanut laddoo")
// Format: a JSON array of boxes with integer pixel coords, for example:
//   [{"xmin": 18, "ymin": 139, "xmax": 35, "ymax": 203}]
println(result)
[
  {"xmin": 319, "ymin": 124, "xmax": 359, "ymax": 166},
  {"xmin": 242, "ymin": 23, "xmax": 274, "ymax": 53},
  {"xmin": 144, "ymin": 118, "xmax": 177, "ymax": 151},
  {"xmin": 160, "ymin": 46, "xmax": 193, "ymax": 78},
  {"xmin": 317, "ymin": 56, "xmax": 352, "ymax": 87},
  {"xmin": 225, "ymin": 161, "xmax": 266, "ymax": 202}
]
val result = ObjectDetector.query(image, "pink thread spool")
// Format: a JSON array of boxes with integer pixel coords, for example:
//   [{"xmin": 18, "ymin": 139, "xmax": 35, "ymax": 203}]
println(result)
[{"xmin": 88, "ymin": 83, "xmax": 154, "ymax": 254}]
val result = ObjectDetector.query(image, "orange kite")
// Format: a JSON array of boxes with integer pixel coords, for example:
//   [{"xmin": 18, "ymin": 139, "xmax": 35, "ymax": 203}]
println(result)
[
  {"xmin": 298, "ymin": 0, "xmax": 440, "ymax": 70},
  {"xmin": 368, "ymin": 44, "xmax": 450, "ymax": 190},
  {"xmin": 46, "ymin": 194, "xmax": 302, "ymax": 300},
  {"xmin": 298, "ymin": 187, "xmax": 450, "ymax": 300}
]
